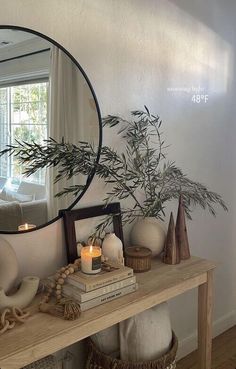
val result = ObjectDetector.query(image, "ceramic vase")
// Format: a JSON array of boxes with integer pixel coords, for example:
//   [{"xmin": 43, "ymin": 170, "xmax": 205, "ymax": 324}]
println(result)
[
  {"xmin": 102, "ymin": 233, "xmax": 124, "ymax": 264},
  {"xmin": 130, "ymin": 217, "xmax": 166, "ymax": 257},
  {"xmin": 0, "ymin": 275, "xmax": 39, "ymax": 310},
  {"xmin": 0, "ymin": 238, "xmax": 19, "ymax": 293}
]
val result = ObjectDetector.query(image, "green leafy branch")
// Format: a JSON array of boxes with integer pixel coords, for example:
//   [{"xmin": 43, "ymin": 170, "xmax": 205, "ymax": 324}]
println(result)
[{"xmin": 0, "ymin": 107, "xmax": 228, "ymax": 236}]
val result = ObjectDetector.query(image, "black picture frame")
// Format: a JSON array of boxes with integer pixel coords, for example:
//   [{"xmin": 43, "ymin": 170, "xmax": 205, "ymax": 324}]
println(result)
[{"xmin": 60, "ymin": 202, "xmax": 124, "ymax": 263}]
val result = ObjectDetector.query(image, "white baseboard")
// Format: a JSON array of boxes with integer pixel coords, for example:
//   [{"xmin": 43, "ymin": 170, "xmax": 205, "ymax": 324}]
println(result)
[{"xmin": 177, "ymin": 309, "xmax": 236, "ymax": 360}]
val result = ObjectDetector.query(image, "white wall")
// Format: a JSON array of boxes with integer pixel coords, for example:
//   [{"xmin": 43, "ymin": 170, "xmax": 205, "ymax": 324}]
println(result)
[{"xmin": 0, "ymin": 0, "xmax": 236, "ymax": 361}]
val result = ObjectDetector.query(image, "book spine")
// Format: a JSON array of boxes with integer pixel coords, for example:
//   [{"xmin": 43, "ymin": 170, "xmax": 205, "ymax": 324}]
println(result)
[
  {"xmin": 67, "ymin": 270, "xmax": 134, "ymax": 292},
  {"xmin": 66, "ymin": 279, "xmax": 84, "ymax": 290},
  {"xmin": 63, "ymin": 276, "xmax": 136, "ymax": 302},
  {"xmin": 78, "ymin": 283, "xmax": 138, "ymax": 311}
]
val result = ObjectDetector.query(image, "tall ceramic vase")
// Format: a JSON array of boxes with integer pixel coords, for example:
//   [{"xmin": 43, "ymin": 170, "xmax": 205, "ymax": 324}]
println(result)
[{"xmin": 130, "ymin": 217, "xmax": 166, "ymax": 257}]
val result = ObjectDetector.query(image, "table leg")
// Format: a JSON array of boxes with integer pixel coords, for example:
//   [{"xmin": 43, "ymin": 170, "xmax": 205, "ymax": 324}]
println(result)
[{"xmin": 198, "ymin": 270, "xmax": 213, "ymax": 369}]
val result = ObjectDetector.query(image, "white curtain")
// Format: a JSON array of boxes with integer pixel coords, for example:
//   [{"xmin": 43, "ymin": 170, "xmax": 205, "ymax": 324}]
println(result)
[{"xmin": 47, "ymin": 46, "xmax": 98, "ymax": 219}]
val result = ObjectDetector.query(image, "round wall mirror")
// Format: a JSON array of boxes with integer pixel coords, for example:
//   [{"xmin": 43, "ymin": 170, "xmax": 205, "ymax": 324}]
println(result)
[{"xmin": 0, "ymin": 26, "xmax": 102, "ymax": 233}]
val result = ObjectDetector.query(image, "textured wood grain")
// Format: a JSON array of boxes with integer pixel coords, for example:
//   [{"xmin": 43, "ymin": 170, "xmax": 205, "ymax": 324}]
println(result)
[
  {"xmin": 198, "ymin": 270, "xmax": 213, "ymax": 369},
  {"xmin": 0, "ymin": 256, "xmax": 216, "ymax": 369},
  {"xmin": 177, "ymin": 326, "xmax": 236, "ymax": 369},
  {"xmin": 163, "ymin": 212, "xmax": 180, "ymax": 265},
  {"xmin": 176, "ymin": 195, "xmax": 190, "ymax": 260}
]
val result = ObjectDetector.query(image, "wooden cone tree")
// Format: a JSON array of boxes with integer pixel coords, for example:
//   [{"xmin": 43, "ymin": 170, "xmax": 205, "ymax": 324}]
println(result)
[
  {"xmin": 163, "ymin": 212, "xmax": 180, "ymax": 265},
  {"xmin": 176, "ymin": 194, "xmax": 190, "ymax": 260}
]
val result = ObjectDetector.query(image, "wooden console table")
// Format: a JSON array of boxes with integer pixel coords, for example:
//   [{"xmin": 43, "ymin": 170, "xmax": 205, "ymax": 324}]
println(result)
[{"xmin": 0, "ymin": 256, "xmax": 216, "ymax": 369}]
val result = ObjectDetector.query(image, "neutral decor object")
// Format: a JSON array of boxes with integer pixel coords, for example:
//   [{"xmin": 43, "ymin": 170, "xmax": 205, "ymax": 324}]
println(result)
[
  {"xmin": 130, "ymin": 217, "xmax": 166, "ymax": 257},
  {"xmin": 102, "ymin": 233, "xmax": 124, "ymax": 264},
  {"xmin": 39, "ymin": 258, "xmax": 81, "ymax": 320},
  {"xmin": 0, "ymin": 238, "xmax": 19, "ymax": 293},
  {"xmin": 81, "ymin": 246, "xmax": 102, "ymax": 274},
  {"xmin": 86, "ymin": 332, "xmax": 178, "ymax": 369},
  {"xmin": 60, "ymin": 203, "xmax": 124, "ymax": 262},
  {"xmin": 163, "ymin": 213, "xmax": 180, "ymax": 265},
  {"xmin": 0, "ymin": 306, "xmax": 30, "ymax": 335},
  {"xmin": 176, "ymin": 195, "xmax": 190, "ymax": 260},
  {"xmin": 69, "ymin": 284, "xmax": 137, "ymax": 312},
  {"xmin": 90, "ymin": 325, "xmax": 119, "ymax": 358},
  {"xmin": 0, "ymin": 276, "xmax": 39, "ymax": 310},
  {"xmin": 63, "ymin": 275, "xmax": 136, "ymax": 303},
  {"xmin": 4, "ymin": 108, "xmax": 227, "ymax": 236},
  {"xmin": 119, "ymin": 303, "xmax": 172, "ymax": 361},
  {"xmin": 65, "ymin": 261, "xmax": 133, "ymax": 292},
  {"xmin": 59, "ymin": 260, "xmax": 137, "ymax": 311},
  {"xmin": 22, "ymin": 355, "xmax": 58, "ymax": 369},
  {"xmin": 125, "ymin": 246, "xmax": 152, "ymax": 272},
  {"xmin": 0, "ymin": 257, "xmax": 216, "ymax": 369}
]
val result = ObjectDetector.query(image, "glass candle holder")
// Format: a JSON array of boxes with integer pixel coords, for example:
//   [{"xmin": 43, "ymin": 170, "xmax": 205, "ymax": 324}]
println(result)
[{"xmin": 81, "ymin": 246, "xmax": 102, "ymax": 274}]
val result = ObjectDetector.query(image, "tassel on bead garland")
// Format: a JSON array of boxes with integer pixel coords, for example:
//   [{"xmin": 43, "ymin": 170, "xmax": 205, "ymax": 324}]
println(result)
[{"xmin": 39, "ymin": 298, "xmax": 80, "ymax": 320}]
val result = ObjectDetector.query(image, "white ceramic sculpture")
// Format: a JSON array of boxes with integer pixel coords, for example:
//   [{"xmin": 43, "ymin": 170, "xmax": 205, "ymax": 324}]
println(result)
[
  {"xmin": 0, "ymin": 276, "xmax": 39, "ymax": 310},
  {"xmin": 130, "ymin": 217, "xmax": 166, "ymax": 257},
  {"xmin": 102, "ymin": 233, "xmax": 124, "ymax": 264},
  {"xmin": 119, "ymin": 302, "xmax": 172, "ymax": 361},
  {"xmin": 0, "ymin": 238, "xmax": 19, "ymax": 293}
]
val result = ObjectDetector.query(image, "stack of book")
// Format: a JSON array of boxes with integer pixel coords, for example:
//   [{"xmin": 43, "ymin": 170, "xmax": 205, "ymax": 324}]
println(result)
[{"xmin": 62, "ymin": 262, "xmax": 138, "ymax": 311}]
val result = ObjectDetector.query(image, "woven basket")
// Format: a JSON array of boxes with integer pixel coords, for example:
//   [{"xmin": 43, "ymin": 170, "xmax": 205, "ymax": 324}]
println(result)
[
  {"xmin": 22, "ymin": 355, "xmax": 58, "ymax": 369},
  {"xmin": 86, "ymin": 331, "xmax": 178, "ymax": 369}
]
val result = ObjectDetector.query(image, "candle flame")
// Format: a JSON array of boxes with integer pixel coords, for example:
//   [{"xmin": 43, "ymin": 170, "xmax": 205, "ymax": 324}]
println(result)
[
  {"xmin": 25, "ymin": 223, "xmax": 29, "ymax": 230},
  {"xmin": 89, "ymin": 245, "xmax": 93, "ymax": 253}
]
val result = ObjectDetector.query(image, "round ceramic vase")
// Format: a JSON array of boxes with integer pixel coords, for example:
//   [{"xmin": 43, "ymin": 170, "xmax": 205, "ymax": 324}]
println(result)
[
  {"xmin": 0, "ymin": 238, "xmax": 19, "ymax": 292},
  {"xmin": 130, "ymin": 217, "xmax": 166, "ymax": 257}
]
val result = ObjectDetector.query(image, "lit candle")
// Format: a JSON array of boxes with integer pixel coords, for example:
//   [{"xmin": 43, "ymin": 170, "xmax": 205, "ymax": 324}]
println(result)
[
  {"xmin": 81, "ymin": 245, "xmax": 102, "ymax": 274},
  {"xmin": 18, "ymin": 223, "xmax": 36, "ymax": 231}
]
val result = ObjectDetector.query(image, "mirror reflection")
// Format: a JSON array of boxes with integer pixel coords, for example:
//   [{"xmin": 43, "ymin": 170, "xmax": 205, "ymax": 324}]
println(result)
[{"xmin": 0, "ymin": 28, "xmax": 100, "ymax": 232}]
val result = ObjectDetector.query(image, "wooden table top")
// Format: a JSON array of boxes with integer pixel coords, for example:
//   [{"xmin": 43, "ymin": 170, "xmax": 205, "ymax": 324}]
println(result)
[{"xmin": 0, "ymin": 256, "xmax": 216, "ymax": 369}]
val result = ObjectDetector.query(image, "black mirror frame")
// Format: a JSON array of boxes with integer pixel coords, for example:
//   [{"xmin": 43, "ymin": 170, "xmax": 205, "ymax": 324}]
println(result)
[{"xmin": 0, "ymin": 25, "xmax": 102, "ymax": 234}]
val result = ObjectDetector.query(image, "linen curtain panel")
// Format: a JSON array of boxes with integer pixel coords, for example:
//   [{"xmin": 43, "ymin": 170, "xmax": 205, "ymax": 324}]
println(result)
[{"xmin": 48, "ymin": 46, "xmax": 93, "ymax": 219}]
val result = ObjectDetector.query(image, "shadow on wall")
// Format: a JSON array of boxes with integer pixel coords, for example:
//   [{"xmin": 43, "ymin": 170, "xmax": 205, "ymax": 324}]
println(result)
[{"xmin": 83, "ymin": 0, "xmax": 233, "ymax": 107}]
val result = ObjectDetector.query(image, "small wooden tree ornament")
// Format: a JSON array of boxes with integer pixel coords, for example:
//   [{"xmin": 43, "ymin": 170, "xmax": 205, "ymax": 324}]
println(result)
[
  {"xmin": 176, "ymin": 195, "xmax": 190, "ymax": 260},
  {"xmin": 163, "ymin": 212, "xmax": 180, "ymax": 265}
]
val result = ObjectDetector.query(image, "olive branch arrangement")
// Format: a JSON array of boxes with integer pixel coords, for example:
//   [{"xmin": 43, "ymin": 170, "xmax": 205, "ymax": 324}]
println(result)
[{"xmin": 0, "ymin": 107, "xmax": 228, "ymax": 235}]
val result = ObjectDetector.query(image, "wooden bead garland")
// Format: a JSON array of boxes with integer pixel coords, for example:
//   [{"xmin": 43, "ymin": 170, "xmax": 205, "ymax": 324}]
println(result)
[
  {"xmin": 39, "ymin": 259, "xmax": 81, "ymax": 320},
  {"xmin": 0, "ymin": 306, "xmax": 30, "ymax": 335}
]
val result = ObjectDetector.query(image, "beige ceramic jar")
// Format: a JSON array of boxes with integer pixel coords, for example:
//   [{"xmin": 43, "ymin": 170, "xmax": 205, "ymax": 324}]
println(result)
[{"xmin": 130, "ymin": 217, "xmax": 166, "ymax": 257}]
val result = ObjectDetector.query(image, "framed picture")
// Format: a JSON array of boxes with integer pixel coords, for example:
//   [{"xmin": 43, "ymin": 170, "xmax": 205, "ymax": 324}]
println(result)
[{"xmin": 60, "ymin": 202, "xmax": 124, "ymax": 262}]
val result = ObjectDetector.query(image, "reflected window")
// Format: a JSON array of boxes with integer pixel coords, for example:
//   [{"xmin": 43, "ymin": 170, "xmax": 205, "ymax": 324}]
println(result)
[{"xmin": 0, "ymin": 81, "xmax": 48, "ymax": 185}]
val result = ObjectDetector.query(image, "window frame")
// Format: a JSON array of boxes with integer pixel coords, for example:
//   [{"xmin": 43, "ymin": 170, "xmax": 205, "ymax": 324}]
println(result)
[{"xmin": 0, "ymin": 79, "xmax": 49, "ymax": 184}]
